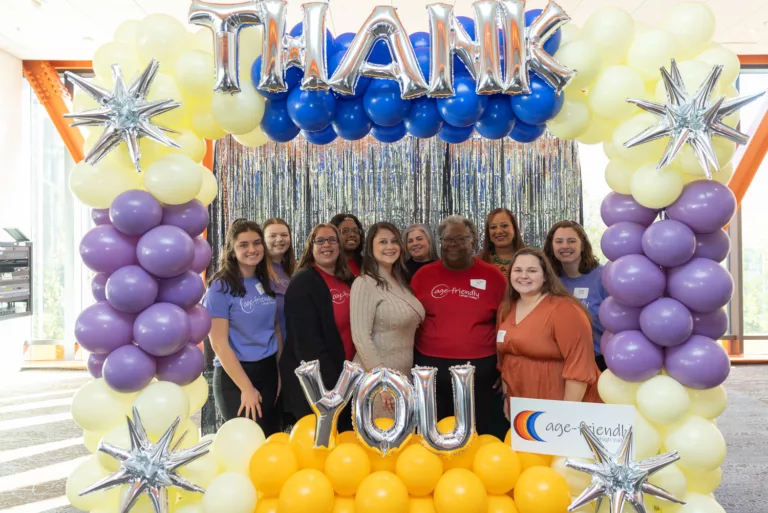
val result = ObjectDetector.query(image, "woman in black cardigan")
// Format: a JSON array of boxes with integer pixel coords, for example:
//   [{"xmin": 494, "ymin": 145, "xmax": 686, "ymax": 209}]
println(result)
[{"xmin": 280, "ymin": 223, "xmax": 356, "ymax": 431}]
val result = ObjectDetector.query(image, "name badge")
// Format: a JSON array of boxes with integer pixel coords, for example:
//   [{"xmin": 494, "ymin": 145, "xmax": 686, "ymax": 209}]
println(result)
[
  {"xmin": 470, "ymin": 279, "xmax": 487, "ymax": 290},
  {"xmin": 573, "ymin": 287, "xmax": 589, "ymax": 299},
  {"xmin": 496, "ymin": 330, "xmax": 506, "ymax": 343},
  {"xmin": 256, "ymin": 282, "xmax": 265, "ymax": 295}
]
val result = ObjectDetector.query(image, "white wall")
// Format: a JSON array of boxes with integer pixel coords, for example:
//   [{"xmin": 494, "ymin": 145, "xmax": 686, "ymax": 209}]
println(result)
[{"xmin": 0, "ymin": 49, "xmax": 28, "ymax": 234}]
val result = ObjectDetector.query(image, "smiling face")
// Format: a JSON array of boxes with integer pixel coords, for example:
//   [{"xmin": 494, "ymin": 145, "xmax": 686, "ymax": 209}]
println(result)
[
  {"xmin": 440, "ymin": 223, "xmax": 474, "ymax": 269},
  {"xmin": 312, "ymin": 227, "xmax": 340, "ymax": 269},
  {"xmin": 552, "ymin": 227, "xmax": 582, "ymax": 266},
  {"xmin": 406, "ymin": 229, "xmax": 430, "ymax": 261},
  {"xmin": 488, "ymin": 212, "xmax": 515, "ymax": 250},
  {"xmin": 338, "ymin": 218, "xmax": 362, "ymax": 253},
  {"xmin": 264, "ymin": 224, "xmax": 291, "ymax": 261},
  {"xmin": 510, "ymin": 254, "xmax": 545, "ymax": 296},
  {"xmin": 233, "ymin": 230, "xmax": 264, "ymax": 268},
  {"xmin": 372, "ymin": 228, "xmax": 401, "ymax": 267}
]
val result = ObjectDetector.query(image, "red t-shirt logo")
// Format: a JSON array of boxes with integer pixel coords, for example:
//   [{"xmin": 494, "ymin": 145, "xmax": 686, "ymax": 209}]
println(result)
[
  {"xmin": 331, "ymin": 289, "xmax": 350, "ymax": 304},
  {"xmin": 431, "ymin": 284, "xmax": 450, "ymax": 299}
]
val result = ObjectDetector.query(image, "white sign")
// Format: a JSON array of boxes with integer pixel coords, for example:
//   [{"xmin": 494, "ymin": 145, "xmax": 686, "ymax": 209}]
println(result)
[{"xmin": 509, "ymin": 398, "xmax": 636, "ymax": 458}]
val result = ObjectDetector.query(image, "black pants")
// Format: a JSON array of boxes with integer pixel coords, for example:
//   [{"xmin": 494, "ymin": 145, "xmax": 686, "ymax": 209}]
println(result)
[
  {"xmin": 414, "ymin": 351, "xmax": 508, "ymax": 440},
  {"xmin": 595, "ymin": 354, "xmax": 607, "ymax": 372},
  {"xmin": 213, "ymin": 355, "xmax": 280, "ymax": 437}
]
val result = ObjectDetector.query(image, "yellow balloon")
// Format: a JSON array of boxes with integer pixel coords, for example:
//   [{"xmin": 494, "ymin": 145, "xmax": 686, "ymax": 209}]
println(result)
[
  {"xmin": 433, "ymin": 468, "xmax": 488, "ymax": 513},
  {"xmin": 211, "ymin": 87, "xmax": 266, "ymax": 135},
  {"xmin": 355, "ymin": 471, "xmax": 410, "ymax": 513},
  {"xmin": 134, "ymin": 381, "xmax": 191, "ymax": 438},
  {"xmin": 179, "ymin": 435, "xmax": 220, "ymax": 488},
  {"xmin": 661, "ymin": 3, "xmax": 716, "ymax": 59},
  {"xmin": 239, "ymin": 26, "xmax": 264, "ymax": 79},
  {"xmin": 626, "ymin": 29, "xmax": 677, "ymax": 82},
  {"xmin": 333, "ymin": 496, "xmax": 356, "ymax": 513},
  {"xmin": 144, "ymin": 154, "xmax": 204, "ymax": 205},
  {"xmin": 83, "ymin": 429, "xmax": 103, "ymax": 453},
  {"xmin": 175, "ymin": 50, "xmax": 216, "ymax": 99},
  {"xmin": 66, "ymin": 455, "xmax": 120, "ymax": 511},
  {"xmin": 604, "ymin": 159, "xmax": 635, "ymax": 195},
  {"xmin": 696, "ymin": 45, "xmax": 741, "ymax": 87},
  {"xmin": 290, "ymin": 414, "xmax": 334, "ymax": 470},
  {"xmin": 687, "ymin": 386, "xmax": 727, "ymax": 419},
  {"xmin": 671, "ymin": 138, "xmax": 736, "ymax": 176},
  {"xmin": 645, "ymin": 463, "xmax": 688, "ymax": 511},
  {"xmin": 602, "ymin": 141, "xmax": 621, "ymax": 160},
  {"xmin": 630, "ymin": 163, "xmax": 684, "ymax": 209},
  {"xmin": 677, "ymin": 492, "xmax": 726, "ymax": 513},
  {"xmin": 516, "ymin": 452, "xmax": 553, "ymax": 471},
  {"xmin": 190, "ymin": 104, "xmax": 228, "ymax": 140},
  {"xmin": 633, "ymin": 411, "xmax": 662, "ymax": 460},
  {"xmin": 114, "ymin": 19, "xmax": 140, "ymax": 45},
  {"xmin": 201, "ymin": 472, "xmax": 257, "ymax": 513},
  {"xmin": 472, "ymin": 443, "xmax": 521, "ymax": 494},
  {"xmin": 71, "ymin": 378, "xmax": 133, "ymax": 432},
  {"xmin": 582, "ymin": 7, "xmax": 635, "ymax": 66},
  {"xmin": 182, "ymin": 374, "xmax": 209, "ymax": 414},
  {"xmin": 174, "ymin": 418, "xmax": 201, "ymax": 449},
  {"xmin": 636, "ymin": 375, "xmax": 691, "ymax": 426},
  {"xmin": 278, "ymin": 468, "xmax": 335, "ymax": 513},
  {"xmin": 93, "ymin": 42, "xmax": 141, "ymax": 85},
  {"xmin": 395, "ymin": 444, "xmax": 443, "ymax": 496},
  {"xmin": 487, "ymin": 495, "xmax": 519, "ymax": 513},
  {"xmin": 249, "ymin": 440, "xmax": 299, "ymax": 497},
  {"xmin": 267, "ymin": 432, "xmax": 291, "ymax": 444},
  {"xmin": 325, "ymin": 443, "xmax": 371, "ymax": 496},
  {"xmin": 576, "ymin": 115, "xmax": 616, "ymax": 145},
  {"xmin": 213, "ymin": 417, "xmax": 266, "ymax": 473},
  {"xmin": 477, "ymin": 434, "xmax": 502, "ymax": 446},
  {"xmin": 589, "ymin": 66, "xmax": 646, "ymax": 121},
  {"xmin": 558, "ymin": 23, "xmax": 581, "ymax": 47},
  {"xmin": 611, "ymin": 114, "xmax": 666, "ymax": 165},
  {"xmin": 144, "ymin": 129, "xmax": 207, "ymax": 164},
  {"xmin": 175, "ymin": 502, "xmax": 205, "ymax": 513},
  {"xmin": 368, "ymin": 448, "xmax": 399, "ymax": 473},
  {"xmin": 337, "ymin": 430, "xmax": 359, "ymax": 445},
  {"xmin": 195, "ymin": 165, "xmax": 219, "ymax": 207},
  {"xmin": 148, "ymin": 73, "xmax": 190, "ymax": 130},
  {"xmin": 546, "ymin": 99, "xmax": 591, "ymax": 140},
  {"xmin": 233, "ymin": 126, "xmax": 270, "ymax": 148},
  {"xmin": 550, "ymin": 457, "xmax": 592, "ymax": 497},
  {"xmin": 69, "ymin": 161, "xmax": 142, "ymax": 209},
  {"xmin": 136, "ymin": 13, "xmax": 191, "ymax": 70},
  {"xmin": 193, "ymin": 29, "xmax": 214, "ymax": 54},
  {"xmin": 554, "ymin": 40, "xmax": 602, "ymax": 90},
  {"xmin": 682, "ymin": 466, "xmax": 722, "ymax": 494},
  {"xmin": 655, "ymin": 60, "xmax": 721, "ymax": 101},
  {"xmin": 410, "ymin": 496, "xmax": 436, "ymax": 513},
  {"xmin": 664, "ymin": 415, "xmax": 726, "ymax": 472},
  {"xmin": 513, "ymin": 467, "xmax": 570, "ymax": 513},
  {"xmin": 99, "ymin": 423, "xmax": 130, "ymax": 471}
]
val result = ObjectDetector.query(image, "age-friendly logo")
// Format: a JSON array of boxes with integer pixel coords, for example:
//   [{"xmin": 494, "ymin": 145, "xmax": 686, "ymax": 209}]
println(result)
[
  {"xmin": 430, "ymin": 284, "xmax": 480, "ymax": 300},
  {"xmin": 240, "ymin": 295, "xmax": 273, "ymax": 313},
  {"xmin": 331, "ymin": 289, "xmax": 350, "ymax": 305},
  {"xmin": 513, "ymin": 410, "xmax": 545, "ymax": 442}
]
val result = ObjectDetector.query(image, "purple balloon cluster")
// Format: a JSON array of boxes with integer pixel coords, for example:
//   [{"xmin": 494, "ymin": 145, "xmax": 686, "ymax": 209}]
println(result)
[
  {"xmin": 599, "ymin": 181, "xmax": 736, "ymax": 390},
  {"xmin": 77, "ymin": 190, "xmax": 212, "ymax": 393}
]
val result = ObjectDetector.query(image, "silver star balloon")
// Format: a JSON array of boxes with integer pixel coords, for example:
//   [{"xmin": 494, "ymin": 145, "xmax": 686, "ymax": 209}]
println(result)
[
  {"xmin": 623, "ymin": 59, "xmax": 765, "ymax": 179},
  {"xmin": 79, "ymin": 407, "xmax": 211, "ymax": 513},
  {"xmin": 566, "ymin": 423, "xmax": 685, "ymax": 513},
  {"xmin": 64, "ymin": 59, "xmax": 181, "ymax": 172}
]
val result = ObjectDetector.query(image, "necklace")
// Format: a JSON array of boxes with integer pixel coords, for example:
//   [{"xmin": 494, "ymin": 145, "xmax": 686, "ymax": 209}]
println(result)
[{"xmin": 492, "ymin": 252, "xmax": 512, "ymax": 265}]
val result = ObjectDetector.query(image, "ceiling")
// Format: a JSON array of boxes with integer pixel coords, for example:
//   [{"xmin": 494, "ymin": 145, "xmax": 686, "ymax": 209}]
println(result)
[{"xmin": 2, "ymin": 0, "xmax": 767, "ymax": 60}]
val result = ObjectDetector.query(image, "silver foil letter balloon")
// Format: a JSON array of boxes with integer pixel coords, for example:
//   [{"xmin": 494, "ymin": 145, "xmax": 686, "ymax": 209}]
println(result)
[
  {"xmin": 412, "ymin": 365, "xmax": 476, "ymax": 456},
  {"xmin": 353, "ymin": 368, "xmax": 417, "ymax": 456},
  {"xmin": 295, "ymin": 360, "xmax": 365, "ymax": 449},
  {"xmin": 188, "ymin": 0, "xmax": 263, "ymax": 94},
  {"xmin": 328, "ymin": 6, "xmax": 428, "ymax": 99}
]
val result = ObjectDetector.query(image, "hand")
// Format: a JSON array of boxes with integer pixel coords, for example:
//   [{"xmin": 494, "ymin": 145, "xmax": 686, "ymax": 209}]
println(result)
[
  {"xmin": 493, "ymin": 375, "xmax": 504, "ymax": 394},
  {"xmin": 239, "ymin": 386, "xmax": 263, "ymax": 421},
  {"xmin": 381, "ymin": 392, "xmax": 395, "ymax": 412},
  {"xmin": 275, "ymin": 372, "xmax": 282, "ymax": 406},
  {"xmin": 503, "ymin": 397, "xmax": 510, "ymax": 421}
]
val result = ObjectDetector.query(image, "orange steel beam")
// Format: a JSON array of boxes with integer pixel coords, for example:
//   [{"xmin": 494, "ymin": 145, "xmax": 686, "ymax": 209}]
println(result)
[
  {"xmin": 730, "ymin": 105, "xmax": 768, "ymax": 206},
  {"xmin": 739, "ymin": 55, "xmax": 768, "ymax": 66},
  {"xmin": 49, "ymin": 60, "xmax": 94, "ymax": 70}
]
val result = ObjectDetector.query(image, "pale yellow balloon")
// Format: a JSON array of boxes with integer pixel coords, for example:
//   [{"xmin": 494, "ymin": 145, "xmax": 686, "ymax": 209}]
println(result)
[
  {"xmin": 136, "ymin": 13, "xmax": 191, "ymax": 69},
  {"xmin": 114, "ymin": 19, "xmax": 140, "ymax": 45},
  {"xmin": 576, "ymin": 115, "xmax": 616, "ymax": 145},
  {"xmin": 212, "ymin": 417, "xmax": 266, "ymax": 473},
  {"xmin": 133, "ymin": 381, "xmax": 191, "ymax": 438},
  {"xmin": 680, "ymin": 163, "xmax": 733, "ymax": 186},
  {"xmin": 84, "ymin": 131, "xmax": 140, "ymax": 169},
  {"xmin": 636, "ymin": 375, "xmax": 691, "ymax": 426},
  {"xmin": 558, "ymin": 23, "xmax": 581, "ymax": 47},
  {"xmin": 634, "ymin": 411, "xmax": 662, "ymax": 460},
  {"xmin": 99, "ymin": 423, "xmax": 130, "ymax": 472},
  {"xmin": 83, "ymin": 430, "xmax": 103, "ymax": 453},
  {"xmin": 603, "ymin": 141, "xmax": 621, "ymax": 160},
  {"xmin": 70, "ymin": 161, "xmax": 143, "ymax": 208},
  {"xmin": 589, "ymin": 66, "xmax": 645, "ymax": 121},
  {"xmin": 687, "ymin": 386, "xmax": 727, "ymax": 420},
  {"xmin": 634, "ymin": 21, "xmax": 651, "ymax": 35},
  {"xmin": 211, "ymin": 87, "xmax": 266, "ymax": 135},
  {"xmin": 66, "ymin": 455, "xmax": 120, "ymax": 511},
  {"xmin": 233, "ymin": 126, "xmax": 270, "ymax": 148},
  {"xmin": 173, "ymin": 418, "xmax": 202, "ymax": 450},
  {"xmin": 183, "ymin": 374, "xmax": 210, "ymax": 414},
  {"xmin": 677, "ymin": 492, "xmax": 725, "ymax": 513},
  {"xmin": 93, "ymin": 42, "xmax": 141, "ymax": 85},
  {"xmin": 175, "ymin": 50, "xmax": 216, "ymax": 100},
  {"xmin": 681, "ymin": 466, "xmax": 722, "ymax": 494},
  {"xmin": 144, "ymin": 154, "xmax": 204, "ymax": 205},
  {"xmin": 144, "ymin": 129, "xmax": 207, "ymax": 164},
  {"xmin": 611, "ymin": 113, "xmax": 666, "ymax": 164},
  {"xmin": 696, "ymin": 45, "xmax": 741, "ymax": 88},
  {"xmin": 238, "ymin": 26, "xmax": 264, "ymax": 79},
  {"xmin": 193, "ymin": 29, "xmax": 213, "ymax": 54},
  {"xmin": 179, "ymin": 436, "xmax": 221, "ymax": 488},
  {"xmin": 555, "ymin": 40, "xmax": 602, "ymax": 90},
  {"xmin": 655, "ymin": 60, "xmax": 720, "ymax": 101},
  {"xmin": 551, "ymin": 457, "xmax": 592, "ymax": 496},
  {"xmin": 630, "ymin": 163, "xmax": 684, "ymax": 209},
  {"xmin": 597, "ymin": 369, "xmax": 640, "ymax": 405},
  {"xmin": 196, "ymin": 165, "xmax": 219, "ymax": 207},
  {"xmin": 604, "ymin": 158, "xmax": 635, "ymax": 195},
  {"xmin": 71, "ymin": 379, "xmax": 134, "ymax": 433},
  {"xmin": 672, "ymin": 137, "xmax": 736, "ymax": 176},
  {"xmin": 582, "ymin": 7, "xmax": 635, "ymax": 66},
  {"xmin": 202, "ymin": 472, "xmax": 257, "ymax": 513},
  {"xmin": 190, "ymin": 105, "xmax": 228, "ymax": 140},
  {"xmin": 567, "ymin": 88, "xmax": 589, "ymax": 104},
  {"xmin": 646, "ymin": 464, "xmax": 688, "ymax": 511},
  {"xmin": 661, "ymin": 3, "xmax": 716, "ymax": 59},
  {"xmin": 175, "ymin": 502, "xmax": 205, "ymax": 513},
  {"xmin": 664, "ymin": 416, "xmax": 726, "ymax": 472},
  {"xmin": 148, "ymin": 73, "xmax": 190, "ymax": 130},
  {"xmin": 626, "ymin": 29, "xmax": 678, "ymax": 82}
]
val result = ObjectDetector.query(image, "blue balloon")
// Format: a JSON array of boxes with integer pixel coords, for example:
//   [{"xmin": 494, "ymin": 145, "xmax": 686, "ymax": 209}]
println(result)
[
  {"xmin": 415, "ymin": 47, "xmax": 431, "ymax": 82},
  {"xmin": 369, "ymin": 40, "xmax": 392, "ymax": 65},
  {"xmin": 363, "ymin": 80, "xmax": 412, "ymax": 127},
  {"xmin": 436, "ymin": 76, "xmax": 488, "ymax": 127},
  {"xmin": 438, "ymin": 123, "xmax": 474, "ymax": 144},
  {"xmin": 404, "ymin": 97, "xmax": 443, "ymax": 139},
  {"xmin": 302, "ymin": 125, "xmax": 337, "ymax": 145},
  {"xmin": 334, "ymin": 32, "xmax": 356, "ymax": 54},
  {"xmin": 328, "ymin": 51, "xmax": 370, "ymax": 99},
  {"xmin": 251, "ymin": 56, "xmax": 304, "ymax": 101},
  {"xmin": 475, "ymin": 95, "xmax": 516, "ymax": 140},
  {"xmin": 410, "ymin": 31, "xmax": 430, "ymax": 50},
  {"xmin": 525, "ymin": 9, "xmax": 561, "ymax": 55},
  {"xmin": 286, "ymin": 88, "xmax": 336, "ymax": 132},
  {"xmin": 455, "ymin": 16, "xmax": 475, "ymax": 40},
  {"xmin": 371, "ymin": 122, "xmax": 407, "ymax": 143},
  {"xmin": 509, "ymin": 73, "xmax": 562, "ymax": 125},
  {"xmin": 289, "ymin": 23, "xmax": 335, "ymax": 58},
  {"xmin": 261, "ymin": 100, "xmax": 300, "ymax": 143},
  {"xmin": 509, "ymin": 120, "xmax": 546, "ymax": 143},
  {"xmin": 332, "ymin": 98, "xmax": 373, "ymax": 141}
]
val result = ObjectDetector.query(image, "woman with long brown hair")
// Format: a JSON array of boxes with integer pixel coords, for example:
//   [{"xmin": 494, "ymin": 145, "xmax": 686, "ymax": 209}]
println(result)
[
  {"xmin": 478, "ymin": 208, "xmax": 525, "ymax": 277},
  {"xmin": 262, "ymin": 218, "xmax": 296, "ymax": 341},
  {"xmin": 497, "ymin": 248, "xmax": 600, "ymax": 416}
]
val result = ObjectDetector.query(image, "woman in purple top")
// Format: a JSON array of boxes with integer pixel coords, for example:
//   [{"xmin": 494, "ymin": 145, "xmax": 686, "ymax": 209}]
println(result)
[
  {"xmin": 544, "ymin": 220, "xmax": 609, "ymax": 371},
  {"xmin": 202, "ymin": 219, "xmax": 280, "ymax": 435},
  {"xmin": 263, "ymin": 218, "xmax": 296, "ymax": 340}
]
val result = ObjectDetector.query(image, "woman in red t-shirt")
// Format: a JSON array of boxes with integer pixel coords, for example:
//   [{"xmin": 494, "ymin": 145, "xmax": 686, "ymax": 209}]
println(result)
[
  {"xmin": 330, "ymin": 213, "xmax": 364, "ymax": 276},
  {"xmin": 279, "ymin": 223, "xmax": 356, "ymax": 431}
]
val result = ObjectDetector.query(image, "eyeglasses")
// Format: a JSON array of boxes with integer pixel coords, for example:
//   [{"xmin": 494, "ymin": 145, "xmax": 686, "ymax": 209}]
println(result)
[
  {"xmin": 440, "ymin": 235, "xmax": 472, "ymax": 246},
  {"xmin": 314, "ymin": 237, "xmax": 339, "ymax": 246},
  {"xmin": 340, "ymin": 228, "xmax": 361, "ymax": 235}
]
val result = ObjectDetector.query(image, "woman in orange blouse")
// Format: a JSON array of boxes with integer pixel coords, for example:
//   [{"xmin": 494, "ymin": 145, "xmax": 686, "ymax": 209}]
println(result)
[{"xmin": 497, "ymin": 248, "xmax": 600, "ymax": 415}]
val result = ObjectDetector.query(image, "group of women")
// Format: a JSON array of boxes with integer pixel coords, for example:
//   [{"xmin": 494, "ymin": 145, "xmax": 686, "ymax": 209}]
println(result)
[{"xmin": 202, "ymin": 209, "xmax": 608, "ymax": 440}]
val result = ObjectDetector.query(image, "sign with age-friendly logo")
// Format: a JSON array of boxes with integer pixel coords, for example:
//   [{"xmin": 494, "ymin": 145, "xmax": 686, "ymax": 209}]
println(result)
[{"xmin": 509, "ymin": 398, "xmax": 635, "ymax": 458}]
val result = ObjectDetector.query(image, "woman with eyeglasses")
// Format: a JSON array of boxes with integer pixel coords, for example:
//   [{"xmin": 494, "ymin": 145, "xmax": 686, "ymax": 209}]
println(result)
[
  {"xmin": 478, "ymin": 208, "xmax": 525, "ymax": 278},
  {"xmin": 350, "ymin": 222, "xmax": 425, "ymax": 418},
  {"xmin": 410, "ymin": 216, "xmax": 508, "ymax": 439},
  {"xmin": 403, "ymin": 224, "xmax": 439, "ymax": 278},
  {"xmin": 202, "ymin": 219, "xmax": 281, "ymax": 435},
  {"xmin": 262, "ymin": 218, "xmax": 295, "ymax": 341},
  {"xmin": 279, "ymin": 223, "xmax": 356, "ymax": 430},
  {"xmin": 330, "ymin": 213, "xmax": 364, "ymax": 276}
]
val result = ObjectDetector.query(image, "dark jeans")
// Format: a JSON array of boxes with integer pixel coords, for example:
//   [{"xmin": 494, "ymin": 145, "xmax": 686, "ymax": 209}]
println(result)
[
  {"xmin": 414, "ymin": 350, "xmax": 508, "ymax": 440},
  {"xmin": 213, "ymin": 354, "xmax": 280, "ymax": 437},
  {"xmin": 595, "ymin": 354, "xmax": 607, "ymax": 372}
]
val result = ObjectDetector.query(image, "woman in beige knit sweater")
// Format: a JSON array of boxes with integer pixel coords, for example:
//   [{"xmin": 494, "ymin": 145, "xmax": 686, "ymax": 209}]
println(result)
[{"xmin": 351, "ymin": 222, "xmax": 425, "ymax": 419}]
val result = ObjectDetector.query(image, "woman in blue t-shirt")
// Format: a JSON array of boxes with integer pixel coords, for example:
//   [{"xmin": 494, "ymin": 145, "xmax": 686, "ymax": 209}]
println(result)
[
  {"xmin": 202, "ymin": 219, "xmax": 280, "ymax": 434},
  {"xmin": 544, "ymin": 220, "xmax": 609, "ymax": 371}
]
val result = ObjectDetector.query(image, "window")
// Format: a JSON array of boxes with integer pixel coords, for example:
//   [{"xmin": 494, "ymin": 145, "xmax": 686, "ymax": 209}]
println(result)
[{"xmin": 579, "ymin": 143, "xmax": 611, "ymax": 263}]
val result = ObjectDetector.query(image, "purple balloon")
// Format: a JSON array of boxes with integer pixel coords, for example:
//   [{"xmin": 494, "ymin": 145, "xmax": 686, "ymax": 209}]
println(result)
[
  {"xmin": 598, "ymin": 296, "xmax": 641, "ymax": 333},
  {"xmin": 87, "ymin": 352, "xmax": 107, "ymax": 379},
  {"xmin": 103, "ymin": 344, "xmax": 157, "ymax": 393},
  {"xmin": 106, "ymin": 265, "xmax": 159, "ymax": 314},
  {"xmin": 137, "ymin": 225, "xmax": 195, "ymax": 278},
  {"xmin": 74, "ymin": 302, "xmax": 135, "ymax": 354},
  {"xmin": 602, "ymin": 254, "xmax": 666, "ymax": 307},
  {"xmin": 134, "ymin": 302, "xmax": 191, "ymax": 357},
  {"xmin": 92, "ymin": 273, "xmax": 109, "ymax": 302},
  {"xmin": 641, "ymin": 219, "xmax": 696, "ymax": 268},
  {"xmin": 92, "ymin": 209, "xmax": 111, "ymax": 226},
  {"xmin": 157, "ymin": 271, "xmax": 205, "ymax": 310},
  {"xmin": 600, "ymin": 330, "xmax": 614, "ymax": 355},
  {"xmin": 639, "ymin": 298, "xmax": 693, "ymax": 347},
  {"xmin": 603, "ymin": 330, "xmax": 664, "ymax": 382},
  {"xmin": 667, "ymin": 180, "xmax": 737, "ymax": 234},
  {"xmin": 80, "ymin": 225, "xmax": 138, "ymax": 274},
  {"xmin": 187, "ymin": 304, "xmax": 212, "ymax": 343},
  {"xmin": 664, "ymin": 334, "xmax": 731, "ymax": 389},
  {"xmin": 162, "ymin": 200, "xmax": 209, "ymax": 238},
  {"xmin": 109, "ymin": 190, "xmax": 163, "ymax": 236},
  {"xmin": 667, "ymin": 258, "xmax": 734, "ymax": 313},
  {"xmin": 601, "ymin": 222, "xmax": 645, "ymax": 261},
  {"xmin": 155, "ymin": 344, "xmax": 205, "ymax": 386},
  {"xmin": 191, "ymin": 236, "xmax": 212, "ymax": 274},
  {"xmin": 601, "ymin": 192, "xmax": 658, "ymax": 227},
  {"xmin": 693, "ymin": 230, "xmax": 731, "ymax": 262},
  {"xmin": 692, "ymin": 308, "xmax": 728, "ymax": 340}
]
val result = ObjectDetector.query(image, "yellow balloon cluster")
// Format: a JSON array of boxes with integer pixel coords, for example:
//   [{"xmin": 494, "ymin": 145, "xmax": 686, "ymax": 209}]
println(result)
[{"xmin": 548, "ymin": 2, "xmax": 739, "ymax": 209}]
